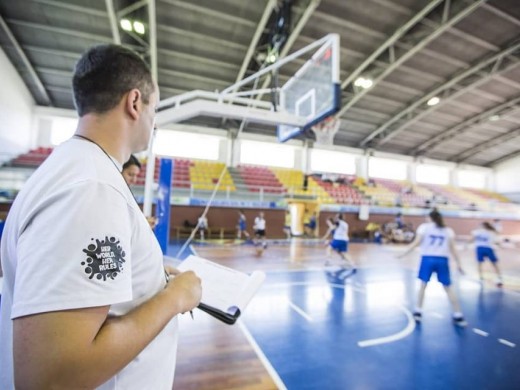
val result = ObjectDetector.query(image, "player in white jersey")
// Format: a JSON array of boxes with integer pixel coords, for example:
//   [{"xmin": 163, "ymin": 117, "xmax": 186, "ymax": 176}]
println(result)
[
  {"xmin": 326, "ymin": 214, "xmax": 356, "ymax": 270},
  {"xmin": 471, "ymin": 221, "xmax": 503, "ymax": 286},
  {"xmin": 253, "ymin": 211, "xmax": 267, "ymax": 254},
  {"xmin": 399, "ymin": 210, "xmax": 466, "ymax": 327}
]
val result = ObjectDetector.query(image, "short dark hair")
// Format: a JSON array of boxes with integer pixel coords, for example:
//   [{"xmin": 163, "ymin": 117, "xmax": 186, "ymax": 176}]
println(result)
[
  {"xmin": 72, "ymin": 44, "xmax": 154, "ymax": 117},
  {"xmin": 123, "ymin": 155, "xmax": 141, "ymax": 171}
]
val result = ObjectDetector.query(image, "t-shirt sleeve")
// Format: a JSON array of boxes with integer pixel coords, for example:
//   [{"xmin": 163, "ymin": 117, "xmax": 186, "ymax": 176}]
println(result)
[
  {"xmin": 447, "ymin": 227, "xmax": 455, "ymax": 239},
  {"xmin": 12, "ymin": 181, "xmax": 134, "ymax": 319},
  {"xmin": 416, "ymin": 223, "xmax": 426, "ymax": 236}
]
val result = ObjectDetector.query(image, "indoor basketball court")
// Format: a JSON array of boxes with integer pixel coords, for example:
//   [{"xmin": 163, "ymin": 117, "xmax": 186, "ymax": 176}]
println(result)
[
  {"xmin": 1, "ymin": 1, "xmax": 520, "ymax": 389},
  {"xmin": 169, "ymin": 239, "xmax": 520, "ymax": 389}
]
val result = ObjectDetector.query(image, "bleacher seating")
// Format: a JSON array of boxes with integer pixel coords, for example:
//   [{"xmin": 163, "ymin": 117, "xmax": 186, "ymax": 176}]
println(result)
[
  {"xmin": 313, "ymin": 175, "xmax": 365, "ymax": 205},
  {"xmin": 271, "ymin": 168, "xmax": 335, "ymax": 203},
  {"xmin": 190, "ymin": 161, "xmax": 235, "ymax": 191},
  {"xmin": 237, "ymin": 165, "xmax": 285, "ymax": 193},
  {"xmin": 10, "ymin": 147, "xmax": 53, "ymax": 167},
  {"xmin": 3, "ymin": 150, "xmax": 516, "ymax": 211}
]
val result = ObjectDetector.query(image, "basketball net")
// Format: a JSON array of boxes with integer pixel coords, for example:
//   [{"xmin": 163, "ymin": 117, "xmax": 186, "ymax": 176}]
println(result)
[{"xmin": 312, "ymin": 116, "xmax": 340, "ymax": 146}]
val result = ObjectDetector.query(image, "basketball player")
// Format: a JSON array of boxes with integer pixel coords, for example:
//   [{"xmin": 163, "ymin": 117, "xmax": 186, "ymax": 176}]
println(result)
[
  {"xmin": 236, "ymin": 210, "xmax": 250, "ymax": 240},
  {"xmin": 471, "ymin": 221, "xmax": 503, "ymax": 286},
  {"xmin": 253, "ymin": 211, "xmax": 267, "ymax": 255},
  {"xmin": 399, "ymin": 209, "xmax": 467, "ymax": 327},
  {"xmin": 326, "ymin": 214, "xmax": 355, "ymax": 270}
]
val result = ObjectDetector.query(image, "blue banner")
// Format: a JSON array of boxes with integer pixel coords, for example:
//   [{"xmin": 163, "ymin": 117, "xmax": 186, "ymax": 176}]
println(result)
[{"xmin": 155, "ymin": 159, "xmax": 173, "ymax": 253}]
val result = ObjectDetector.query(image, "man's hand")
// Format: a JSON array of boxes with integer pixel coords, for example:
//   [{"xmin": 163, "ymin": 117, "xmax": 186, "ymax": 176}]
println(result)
[{"xmin": 165, "ymin": 270, "xmax": 202, "ymax": 314}]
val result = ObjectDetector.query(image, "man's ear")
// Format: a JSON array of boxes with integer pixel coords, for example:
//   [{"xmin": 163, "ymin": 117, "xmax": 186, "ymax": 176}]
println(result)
[{"xmin": 125, "ymin": 89, "xmax": 141, "ymax": 120}]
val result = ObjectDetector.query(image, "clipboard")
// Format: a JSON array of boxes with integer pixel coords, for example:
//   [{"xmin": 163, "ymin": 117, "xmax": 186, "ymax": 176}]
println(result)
[{"xmin": 177, "ymin": 255, "xmax": 265, "ymax": 325}]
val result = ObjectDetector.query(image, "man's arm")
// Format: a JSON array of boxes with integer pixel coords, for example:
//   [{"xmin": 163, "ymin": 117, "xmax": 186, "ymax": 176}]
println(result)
[{"xmin": 13, "ymin": 270, "xmax": 201, "ymax": 390}]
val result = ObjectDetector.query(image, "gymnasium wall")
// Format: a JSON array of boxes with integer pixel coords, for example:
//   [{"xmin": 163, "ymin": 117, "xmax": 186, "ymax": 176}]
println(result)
[
  {"xmin": 169, "ymin": 206, "xmax": 520, "ymax": 240},
  {"xmin": 0, "ymin": 48, "xmax": 35, "ymax": 164},
  {"xmin": 494, "ymin": 155, "xmax": 520, "ymax": 202}
]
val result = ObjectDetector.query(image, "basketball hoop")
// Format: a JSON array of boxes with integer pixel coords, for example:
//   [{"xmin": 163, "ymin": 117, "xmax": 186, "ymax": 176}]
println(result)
[{"xmin": 312, "ymin": 116, "xmax": 340, "ymax": 146}]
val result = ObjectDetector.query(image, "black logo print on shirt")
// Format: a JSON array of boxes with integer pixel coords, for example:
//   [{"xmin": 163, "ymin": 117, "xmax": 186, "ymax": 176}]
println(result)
[{"xmin": 81, "ymin": 236, "xmax": 126, "ymax": 281}]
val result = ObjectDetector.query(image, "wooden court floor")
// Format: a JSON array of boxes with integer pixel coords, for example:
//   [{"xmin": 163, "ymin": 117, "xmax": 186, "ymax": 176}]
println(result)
[{"xmin": 169, "ymin": 239, "xmax": 520, "ymax": 390}]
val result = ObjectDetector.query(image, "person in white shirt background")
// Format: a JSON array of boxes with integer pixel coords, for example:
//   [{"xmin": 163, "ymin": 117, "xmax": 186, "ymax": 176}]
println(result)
[
  {"xmin": 253, "ymin": 211, "xmax": 267, "ymax": 255},
  {"xmin": 197, "ymin": 213, "xmax": 208, "ymax": 241},
  {"xmin": 471, "ymin": 221, "xmax": 503, "ymax": 287},
  {"xmin": 399, "ymin": 209, "xmax": 467, "ymax": 327},
  {"xmin": 326, "ymin": 214, "xmax": 356, "ymax": 270}
]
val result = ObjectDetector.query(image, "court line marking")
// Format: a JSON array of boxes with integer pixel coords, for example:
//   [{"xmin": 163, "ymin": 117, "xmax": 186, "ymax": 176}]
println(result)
[
  {"xmin": 357, "ymin": 305, "xmax": 415, "ymax": 348},
  {"xmin": 473, "ymin": 328, "xmax": 489, "ymax": 337},
  {"xmin": 286, "ymin": 299, "xmax": 314, "ymax": 322},
  {"xmin": 429, "ymin": 311, "xmax": 444, "ymax": 319},
  {"xmin": 498, "ymin": 339, "xmax": 516, "ymax": 348},
  {"xmin": 238, "ymin": 320, "xmax": 288, "ymax": 390}
]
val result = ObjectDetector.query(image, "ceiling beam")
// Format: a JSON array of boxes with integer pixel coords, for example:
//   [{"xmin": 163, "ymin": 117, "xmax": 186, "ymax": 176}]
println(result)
[
  {"xmin": 411, "ymin": 95, "xmax": 520, "ymax": 156},
  {"xmin": 452, "ymin": 125, "xmax": 520, "ymax": 163},
  {"xmin": 158, "ymin": 48, "xmax": 236, "ymax": 70},
  {"xmin": 0, "ymin": 15, "xmax": 52, "ymax": 106},
  {"xmin": 482, "ymin": 3, "xmax": 520, "ymax": 28},
  {"xmin": 148, "ymin": 0, "xmax": 157, "ymax": 81},
  {"xmin": 340, "ymin": 0, "xmax": 443, "ymax": 92},
  {"xmin": 23, "ymin": 45, "xmax": 81, "ymax": 59},
  {"xmin": 156, "ymin": 24, "xmax": 247, "ymax": 50},
  {"xmin": 105, "ymin": 0, "xmax": 121, "ymax": 44},
  {"xmin": 118, "ymin": 0, "xmax": 148, "ymax": 18},
  {"xmin": 255, "ymin": 0, "xmax": 321, "ymax": 101},
  {"xmin": 233, "ymin": 0, "xmax": 277, "ymax": 87},
  {"xmin": 359, "ymin": 39, "xmax": 520, "ymax": 147},
  {"xmin": 159, "ymin": 0, "xmax": 257, "ymax": 27},
  {"xmin": 7, "ymin": 18, "xmax": 112, "ymax": 43},
  {"xmin": 486, "ymin": 149, "xmax": 520, "ymax": 167},
  {"xmin": 336, "ymin": 0, "xmax": 487, "ymax": 119},
  {"xmin": 33, "ymin": 0, "xmax": 107, "ymax": 17}
]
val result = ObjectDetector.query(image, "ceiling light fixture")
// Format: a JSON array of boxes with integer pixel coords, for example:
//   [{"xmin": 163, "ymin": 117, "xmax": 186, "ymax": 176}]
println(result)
[
  {"xmin": 133, "ymin": 21, "xmax": 145, "ymax": 35},
  {"xmin": 354, "ymin": 77, "xmax": 373, "ymax": 89},
  {"xmin": 120, "ymin": 19, "xmax": 132, "ymax": 32},
  {"xmin": 427, "ymin": 96, "xmax": 440, "ymax": 106}
]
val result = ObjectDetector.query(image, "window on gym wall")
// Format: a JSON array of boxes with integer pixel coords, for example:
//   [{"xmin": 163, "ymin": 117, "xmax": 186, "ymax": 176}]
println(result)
[
  {"xmin": 239, "ymin": 140, "xmax": 294, "ymax": 168},
  {"xmin": 458, "ymin": 170, "xmax": 486, "ymax": 189},
  {"xmin": 50, "ymin": 118, "xmax": 77, "ymax": 145},
  {"xmin": 416, "ymin": 164, "xmax": 450, "ymax": 185},
  {"xmin": 368, "ymin": 157, "xmax": 407, "ymax": 180},
  {"xmin": 310, "ymin": 149, "xmax": 356, "ymax": 174},
  {"xmin": 153, "ymin": 130, "xmax": 220, "ymax": 160}
]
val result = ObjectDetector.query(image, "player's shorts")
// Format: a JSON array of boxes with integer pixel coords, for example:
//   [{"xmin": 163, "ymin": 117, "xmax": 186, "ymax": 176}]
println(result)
[
  {"xmin": 418, "ymin": 256, "xmax": 451, "ymax": 286},
  {"xmin": 239, "ymin": 221, "xmax": 246, "ymax": 230},
  {"xmin": 255, "ymin": 229, "xmax": 265, "ymax": 237},
  {"xmin": 330, "ymin": 239, "xmax": 348, "ymax": 253},
  {"xmin": 476, "ymin": 246, "xmax": 497, "ymax": 263}
]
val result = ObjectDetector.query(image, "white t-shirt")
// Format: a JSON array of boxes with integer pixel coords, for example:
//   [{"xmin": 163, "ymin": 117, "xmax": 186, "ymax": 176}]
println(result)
[
  {"xmin": 333, "ymin": 220, "xmax": 349, "ymax": 241},
  {"xmin": 254, "ymin": 217, "xmax": 266, "ymax": 230},
  {"xmin": 0, "ymin": 139, "xmax": 178, "ymax": 390},
  {"xmin": 417, "ymin": 222, "xmax": 454, "ymax": 258},
  {"xmin": 198, "ymin": 216, "xmax": 208, "ymax": 228},
  {"xmin": 472, "ymin": 228, "xmax": 496, "ymax": 248}
]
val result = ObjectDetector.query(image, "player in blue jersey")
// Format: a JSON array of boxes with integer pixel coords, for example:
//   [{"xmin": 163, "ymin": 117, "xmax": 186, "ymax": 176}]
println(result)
[
  {"xmin": 471, "ymin": 221, "xmax": 503, "ymax": 287},
  {"xmin": 399, "ymin": 209, "xmax": 467, "ymax": 327},
  {"xmin": 236, "ymin": 210, "xmax": 250, "ymax": 240}
]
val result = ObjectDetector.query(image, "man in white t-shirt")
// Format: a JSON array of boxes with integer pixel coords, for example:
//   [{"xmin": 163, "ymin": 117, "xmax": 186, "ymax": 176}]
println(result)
[
  {"xmin": 0, "ymin": 44, "xmax": 201, "ymax": 389},
  {"xmin": 399, "ymin": 210, "xmax": 466, "ymax": 327}
]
